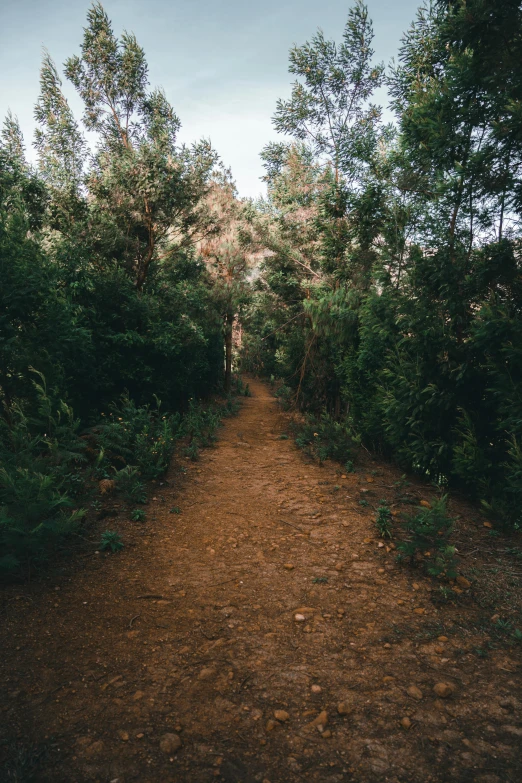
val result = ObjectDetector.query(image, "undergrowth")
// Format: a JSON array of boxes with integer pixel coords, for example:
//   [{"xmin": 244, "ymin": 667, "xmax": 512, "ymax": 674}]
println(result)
[
  {"xmin": 0, "ymin": 372, "xmax": 245, "ymax": 579},
  {"xmin": 396, "ymin": 496, "xmax": 458, "ymax": 580},
  {"xmin": 292, "ymin": 412, "xmax": 356, "ymax": 465}
]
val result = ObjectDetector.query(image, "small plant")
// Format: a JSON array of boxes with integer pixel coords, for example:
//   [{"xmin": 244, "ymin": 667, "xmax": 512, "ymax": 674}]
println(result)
[
  {"xmin": 279, "ymin": 434, "xmax": 289, "ymax": 440},
  {"xmin": 376, "ymin": 500, "xmax": 393, "ymax": 538},
  {"xmin": 293, "ymin": 412, "xmax": 355, "ymax": 465},
  {"xmin": 169, "ymin": 506, "xmax": 181, "ymax": 514},
  {"xmin": 183, "ymin": 441, "xmax": 200, "ymax": 461},
  {"xmin": 100, "ymin": 530, "xmax": 123, "ymax": 552},
  {"xmin": 113, "ymin": 465, "xmax": 147, "ymax": 504},
  {"xmin": 396, "ymin": 496, "xmax": 457, "ymax": 579},
  {"xmin": 312, "ymin": 576, "xmax": 328, "ymax": 584},
  {"xmin": 344, "ymin": 460, "xmax": 355, "ymax": 473},
  {"xmin": 359, "ymin": 499, "xmax": 369, "ymax": 507},
  {"xmin": 131, "ymin": 508, "xmax": 146, "ymax": 522}
]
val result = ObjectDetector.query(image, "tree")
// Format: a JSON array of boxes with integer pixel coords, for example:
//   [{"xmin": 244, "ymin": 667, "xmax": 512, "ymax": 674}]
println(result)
[
  {"xmin": 33, "ymin": 2, "xmax": 221, "ymax": 289},
  {"xmin": 198, "ymin": 173, "xmax": 251, "ymax": 392}
]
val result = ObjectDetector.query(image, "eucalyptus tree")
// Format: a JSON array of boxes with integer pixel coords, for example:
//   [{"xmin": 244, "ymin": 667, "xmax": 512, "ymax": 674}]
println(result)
[
  {"xmin": 34, "ymin": 2, "xmax": 220, "ymax": 289},
  {"xmin": 198, "ymin": 173, "xmax": 252, "ymax": 392}
]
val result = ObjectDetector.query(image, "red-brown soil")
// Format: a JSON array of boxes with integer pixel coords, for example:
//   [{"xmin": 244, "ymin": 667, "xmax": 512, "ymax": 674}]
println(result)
[{"xmin": 1, "ymin": 378, "xmax": 521, "ymax": 783}]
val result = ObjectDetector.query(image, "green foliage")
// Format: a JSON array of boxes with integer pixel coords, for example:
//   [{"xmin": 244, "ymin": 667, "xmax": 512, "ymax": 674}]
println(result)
[
  {"xmin": 97, "ymin": 394, "xmax": 180, "ymax": 480},
  {"xmin": 112, "ymin": 466, "xmax": 147, "ymax": 504},
  {"xmin": 243, "ymin": 0, "xmax": 522, "ymax": 531},
  {"xmin": 99, "ymin": 530, "xmax": 123, "ymax": 552},
  {"xmin": 0, "ymin": 374, "xmax": 87, "ymax": 576},
  {"xmin": 130, "ymin": 508, "xmax": 146, "ymax": 522},
  {"xmin": 375, "ymin": 500, "xmax": 392, "ymax": 539},
  {"xmin": 293, "ymin": 412, "xmax": 354, "ymax": 465},
  {"xmin": 396, "ymin": 497, "xmax": 457, "ymax": 579}
]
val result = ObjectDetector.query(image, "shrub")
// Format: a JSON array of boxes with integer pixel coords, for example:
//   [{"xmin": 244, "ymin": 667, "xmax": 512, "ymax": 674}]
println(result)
[
  {"xmin": 396, "ymin": 496, "xmax": 457, "ymax": 579},
  {"xmin": 293, "ymin": 412, "xmax": 354, "ymax": 465},
  {"xmin": 96, "ymin": 394, "xmax": 180, "ymax": 480},
  {"xmin": 375, "ymin": 500, "xmax": 393, "ymax": 538},
  {"xmin": 99, "ymin": 530, "xmax": 123, "ymax": 552},
  {"xmin": 0, "ymin": 373, "xmax": 87, "ymax": 576}
]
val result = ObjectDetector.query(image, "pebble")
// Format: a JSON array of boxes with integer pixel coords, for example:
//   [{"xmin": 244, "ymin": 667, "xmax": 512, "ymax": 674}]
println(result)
[
  {"xmin": 311, "ymin": 684, "xmax": 322, "ymax": 694},
  {"xmin": 456, "ymin": 575, "xmax": 471, "ymax": 589},
  {"xmin": 274, "ymin": 710, "xmax": 289, "ymax": 722},
  {"xmin": 420, "ymin": 500, "xmax": 431, "ymax": 508},
  {"xmin": 311, "ymin": 710, "xmax": 328, "ymax": 728},
  {"xmin": 199, "ymin": 667, "xmax": 217, "ymax": 680},
  {"xmin": 132, "ymin": 690, "xmax": 144, "ymax": 701},
  {"xmin": 159, "ymin": 733, "xmax": 181, "ymax": 754},
  {"xmin": 322, "ymin": 729, "xmax": 332, "ymax": 738},
  {"xmin": 401, "ymin": 717, "xmax": 412, "ymax": 729},
  {"xmin": 433, "ymin": 682, "xmax": 455, "ymax": 698},
  {"xmin": 284, "ymin": 563, "xmax": 295, "ymax": 570},
  {"xmin": 413, "ymin": 608, "xmax": 425, "ymax": 615},
  {"xmin": 437, "ymin": 636, "xmax": 448, "ymax": 643},
  {"xmin": 377, "ymin": 568, "xmax": 385, "ymax": 574},
  {"xmin": 118, "ymin": 731, "xmax": 129, "ymax": 741},
  {"xmin": 294, "ymin": 614, "xmax": 306, "ymax": 622},
  {"xmin": 335, "ymin": 562, "xmax": 344, "ymax": 571},
  {"xmin": 407, "ymin": 685, "xmax": 423, "ymax": 700},
  {"xmin": 266, "ymin": 719, "xmax": 276, "ymax": 731},
  {"xmin": 337, "ymin": 702, "xmax": 351, "ymax": 715}
]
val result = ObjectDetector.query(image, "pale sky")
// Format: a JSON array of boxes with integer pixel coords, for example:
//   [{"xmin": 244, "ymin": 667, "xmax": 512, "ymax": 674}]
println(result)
[{"xmin": 0, "ymin": 0, "xmax": 421, "ymax": 199}]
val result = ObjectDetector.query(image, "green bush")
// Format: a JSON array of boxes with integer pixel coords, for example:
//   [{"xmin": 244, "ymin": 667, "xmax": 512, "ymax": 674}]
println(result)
[
  {"xmin": 396, "ymin": 496, "xmax": 457, "ymax": 579},
  {"xmin": 375, "ymin": 500, "xmax": 393, "ymax": 539},
  {"xmin": 99, "ymin": 530, "xmax": 123, "ymax": 552},
  {"xmin": 0, "ymin": 374, "xmax": 87, "ymax": 576},
  {"xmin": 96, "ymin": 394, "xmax": 181, "ymax": 480},
  {"xmin": 293, "ymin": 412, "xmax": 355, "ymax": 465}
]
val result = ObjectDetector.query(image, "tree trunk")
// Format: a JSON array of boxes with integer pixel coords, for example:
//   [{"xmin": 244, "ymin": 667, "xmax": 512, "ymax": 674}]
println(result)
[{"xmin": 224, "ymin": 312, "xmax": 234, "ymax": 394}]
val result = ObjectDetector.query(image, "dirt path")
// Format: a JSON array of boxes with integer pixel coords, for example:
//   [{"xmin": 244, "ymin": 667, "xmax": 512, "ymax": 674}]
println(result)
[{"xmin": 1, "ymin": 378, "xmax": 521, "ymax": 783}]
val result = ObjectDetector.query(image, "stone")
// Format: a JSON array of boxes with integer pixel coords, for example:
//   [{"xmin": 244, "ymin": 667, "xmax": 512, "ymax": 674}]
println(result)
[
  {"xmin": 383, "ymin": 676, "xmax": 395, "ymax": 684},
  {"xmin": 322, "ymin": 729, "xmax": 332, "ymax": 738},
  {"xmin": 294, "ymin": 614, "xmax": 306, "ymax": 622},
  {"xmin": 311, "ymin": 684, "xmax": 322, "ymax": 694},
  {"xmin": 456, "ymin": 575, "xmax": 471, "ymax": 589},
  {"xmin": 132, "ymin": 690, "xmax": 144, "ymax": 701},
  {"xmin": 311, "ymin": 710, "xmax": 328, "ymax": 729},
  {"xmin": 337, "ymin": 702, "xmax": 351, "ymax": 715},
  {"xmin": 118, "ymin": 730, "xmax": 129, "ymax": 741},
  {"xmin": 265, "ymin": 719, "xmax": 276, "ymax": 731},
  {"xmin": 274, "ymin": 710, "xmax": 289, "ymax": 722},
  {"xmin": 401, "ymin": 717, "xmax": 412, "ymax": 729},
  {"xmin": 433, "ymin": 682, "xmax": 454, "ymax": 698},
  {"xmin": 284, "ymin": 563, "xmax": 295, "ymax": 570},
  {"xmin": 335, "ymin": 562, "xmax": 344, "ymax": 571},
  {"xmin": 420, "ymin": 500, "xmax": 431, "ymax": 508},
  {"xmin": 199, "ymin": 667, "xmax": 217, "ymax": 680},
  {"xmin": 159, "ymin": 733, "xmax": 181, "ymax": 754},
  {"xmin": 407, "ymin": 685, "xmax": 423, "ymax": 700},
  {"xmin": 437, "ymin": 636, "xmax": 449, "ymax": 643},
  {"xmin": 413, "ymin": 608, "xmax": 425, "ymax": 615}
]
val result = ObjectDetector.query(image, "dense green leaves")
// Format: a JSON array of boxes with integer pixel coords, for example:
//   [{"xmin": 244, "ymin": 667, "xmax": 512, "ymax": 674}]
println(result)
[{"xmin": 245, "ymin": 0, "xmax": 522, "ymax": 530}]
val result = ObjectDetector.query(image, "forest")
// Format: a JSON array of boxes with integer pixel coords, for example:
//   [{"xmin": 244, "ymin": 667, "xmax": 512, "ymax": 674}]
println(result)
[
  {"xmin": 2, "ymin": 0, "xmax": 521, "ymax": 576},
  {"xmin": 1, "ymin": 2, "xmax": 522, "ymax": 782}
]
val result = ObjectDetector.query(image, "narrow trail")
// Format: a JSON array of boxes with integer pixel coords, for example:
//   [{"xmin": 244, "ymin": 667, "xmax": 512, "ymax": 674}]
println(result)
[{"xmin": 1, "ymin": 378, "xmax": 521, "ymax": 783}]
